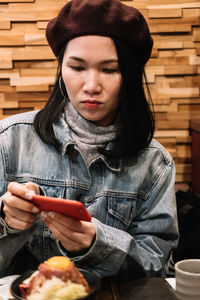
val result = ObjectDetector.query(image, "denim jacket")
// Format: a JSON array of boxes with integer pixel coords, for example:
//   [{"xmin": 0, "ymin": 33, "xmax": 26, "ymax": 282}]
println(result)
[{"xmin": 0, "ymin": 110, "xmax": 179, "ymax": 279}]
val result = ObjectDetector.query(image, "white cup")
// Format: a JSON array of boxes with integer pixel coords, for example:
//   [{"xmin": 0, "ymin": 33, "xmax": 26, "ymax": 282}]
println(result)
[{"xmin": 175, "ymin": 259, "xmax": 200, "ymax": 299}]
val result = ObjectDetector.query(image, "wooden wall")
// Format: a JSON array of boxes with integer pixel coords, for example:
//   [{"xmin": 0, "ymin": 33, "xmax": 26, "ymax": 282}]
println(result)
[{"xmin": 0, "ymin": 0, "xmax": 200, "ymax": 184}]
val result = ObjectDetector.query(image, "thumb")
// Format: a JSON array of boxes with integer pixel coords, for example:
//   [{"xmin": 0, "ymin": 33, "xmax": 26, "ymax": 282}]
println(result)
[{"xmin": 24, "ymin": 181, "xmax": 40, "ymax": 195}]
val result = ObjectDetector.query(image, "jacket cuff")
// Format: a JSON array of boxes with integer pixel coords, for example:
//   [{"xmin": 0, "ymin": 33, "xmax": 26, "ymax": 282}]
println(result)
[{"xmin": 56, "ymin": 218, "xmax": 114, "ymax": 268}]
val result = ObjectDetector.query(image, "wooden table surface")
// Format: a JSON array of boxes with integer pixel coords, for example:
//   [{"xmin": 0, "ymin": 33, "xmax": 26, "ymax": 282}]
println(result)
[{"xmin": 92, "ymin": 277, "xmax": 179, "ymax": 300}]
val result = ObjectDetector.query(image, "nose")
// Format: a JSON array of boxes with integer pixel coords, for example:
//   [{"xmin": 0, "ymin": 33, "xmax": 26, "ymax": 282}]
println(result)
[{"xmin": 82, "ymin": 70, "xmax": 102, "ymax": 95}]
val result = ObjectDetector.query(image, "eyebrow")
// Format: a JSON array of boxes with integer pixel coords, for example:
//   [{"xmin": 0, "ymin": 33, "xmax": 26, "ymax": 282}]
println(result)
[{"xmin": 68, "ymin": 56, "xmax": 118, "ymax": 64}]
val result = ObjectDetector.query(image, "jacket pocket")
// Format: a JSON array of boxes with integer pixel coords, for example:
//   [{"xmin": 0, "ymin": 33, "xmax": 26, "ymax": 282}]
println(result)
[
  {"xmin": 108, "ymin": 196, "xmax": 136, "ymax": 230},
  {"xmin": 86, "ymin": 193, "xmax": 137, "ymax": 230}
]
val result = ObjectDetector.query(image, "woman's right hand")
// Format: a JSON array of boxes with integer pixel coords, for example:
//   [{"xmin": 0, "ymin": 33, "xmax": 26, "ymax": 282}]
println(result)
[{"xmin": 2, "ymin": 182, "xmax": 40, "ymax": 230}]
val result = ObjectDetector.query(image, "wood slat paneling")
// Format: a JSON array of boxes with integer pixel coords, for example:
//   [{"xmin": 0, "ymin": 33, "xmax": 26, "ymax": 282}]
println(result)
[{"xmin": 0, "ymin": 0, "xmax": 199, "ymax": 185}]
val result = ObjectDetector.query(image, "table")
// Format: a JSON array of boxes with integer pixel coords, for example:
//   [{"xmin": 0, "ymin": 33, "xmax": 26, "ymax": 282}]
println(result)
[
  {"xmin": 0, "ymin": 275, "xmax": 178, "ymax": 300},
  {"xmin": 92, "ymin": 277, "xmax": 179, "ymax": 300}
]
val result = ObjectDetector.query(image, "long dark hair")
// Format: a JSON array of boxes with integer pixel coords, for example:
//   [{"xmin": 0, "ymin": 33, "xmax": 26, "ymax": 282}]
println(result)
[{"xmin": 34, "ymin": 38, "xmax": 155, "ymax": 160}]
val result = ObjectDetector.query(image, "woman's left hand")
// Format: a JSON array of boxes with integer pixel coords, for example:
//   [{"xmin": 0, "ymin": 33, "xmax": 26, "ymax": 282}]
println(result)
[{"xmin": 40, "ymin": 211, "xmax": 96, "ymax": 253}]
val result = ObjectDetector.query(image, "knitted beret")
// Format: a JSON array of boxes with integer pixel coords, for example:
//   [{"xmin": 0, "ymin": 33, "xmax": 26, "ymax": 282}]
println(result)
[{"xmin": 46, "ymin": 0, "xmax": 153, "ymax": 65}]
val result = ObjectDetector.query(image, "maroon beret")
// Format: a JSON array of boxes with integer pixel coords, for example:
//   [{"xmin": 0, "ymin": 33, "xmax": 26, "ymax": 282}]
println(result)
[{"xmin": 46, "ymin": 0, "xmax": 153, "ymax": 65}]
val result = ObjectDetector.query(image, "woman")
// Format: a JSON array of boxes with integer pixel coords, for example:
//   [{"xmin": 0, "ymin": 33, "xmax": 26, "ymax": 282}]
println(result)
[{"xmin": 0, "ymin": 0, "xmax": 178, "ymax": 279}]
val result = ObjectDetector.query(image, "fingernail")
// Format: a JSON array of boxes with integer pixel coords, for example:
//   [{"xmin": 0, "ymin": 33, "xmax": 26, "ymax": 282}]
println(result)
[
  {"xmin": 32, "ymin": 206, "xmax": 39, "ymax": 213},
  {"xmin": 48, "ymin": 211, "xmax": 54, "ymax": 218},
  {"xmin": 40, "ymin": 211, "xmax": 47, "ymax": 219},
  {"xmin": 25, "ymin": 190, "xmax": 35, "ymax": 200}
]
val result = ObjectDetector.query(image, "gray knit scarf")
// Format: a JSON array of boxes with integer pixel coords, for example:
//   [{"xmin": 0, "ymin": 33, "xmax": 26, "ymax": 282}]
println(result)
[{"xmin": 65, "ymin": 102, "xmax": 120, "ymax": 166}]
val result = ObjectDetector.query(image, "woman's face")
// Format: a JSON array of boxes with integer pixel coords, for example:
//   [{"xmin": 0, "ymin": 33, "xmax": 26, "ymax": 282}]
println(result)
[{"xmin": 61, "ymin": 35, "xmax": 122, "ymax": 127}]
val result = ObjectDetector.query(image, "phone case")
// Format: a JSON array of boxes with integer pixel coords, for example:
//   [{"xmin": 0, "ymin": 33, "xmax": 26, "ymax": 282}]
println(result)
[{"xmin": 32, "ymin": 195, "xmax": 91, "ymax": 222}]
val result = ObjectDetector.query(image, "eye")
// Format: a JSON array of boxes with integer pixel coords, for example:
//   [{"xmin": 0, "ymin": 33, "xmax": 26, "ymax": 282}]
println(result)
[
  {"xmin": 70, "ymin": 66, "xmax": 85, "ymax": 72},
  {"xmin": 102, "ymin": 68, "xmax": 118, "ymax": 74}
]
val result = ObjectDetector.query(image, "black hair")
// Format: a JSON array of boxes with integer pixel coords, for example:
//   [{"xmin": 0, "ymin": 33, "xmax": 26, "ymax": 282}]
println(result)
[
  {"xmin": 34, "ymin": 38, "xmax": 155, "ymax": 160},
  {"xmin": 34, "ymin": 45, "xmax": 66, "ymax": 150}
]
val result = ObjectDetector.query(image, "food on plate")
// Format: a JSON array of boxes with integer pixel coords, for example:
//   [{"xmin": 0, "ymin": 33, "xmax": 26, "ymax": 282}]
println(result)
[{"xmin": 19, "ymin": 256, "xmax": 91, "ymax": 300}]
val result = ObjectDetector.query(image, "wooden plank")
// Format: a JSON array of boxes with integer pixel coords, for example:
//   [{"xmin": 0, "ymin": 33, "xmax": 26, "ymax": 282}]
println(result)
[
  {"xmin": 193, "ymin": 28, "xmax": 200, "ymax": 42},
  {"xmin": 9, "ymin": 1, "xmax": 66, "ymax": 10},
  {"xmin": 158, "ymin": 87, "xmax": 199, "ymax": 98},
  {"xmin": 145, "ymin": 66, "xmax": 165, "ymax": 82},
  {"xmin": 184, "ymin": 41, "xmax": 200, "ymax": 48},
  {"xmin": 167, "ymin": 111, "xmax": 200, "ymax": 120},
  {"xmin": 189, "ymin": 56, "xmax": 200, "ymax": 65},
  {"xmin": 16, "ymin": 85, "xmax": 50, "ymax": 92},
  {"xmin": 148, "ymin": 2, "xmax": 200, "ymax": 9},
  {"xmin": 154, "ymin": 130, "xmax": 189, "ymax": 138},
  {"xmin": 176, "ymin": 173, "xmax": 192, "ymax": 182},
  {"xmin": 173, "ymin": 98, "xmax": 200, "ymax": 105},
  {"xmin": 0, "ymin": 70, "xmax": 19, "ymax": 79},
  {"xmin": 5, "ymin": 91, "xmax": 50, "ymax": 101},
  {"xmin": 157, "ymin": 120, "xmax": 189, "ymax": 129},
  {"xmin": 164, "ymin": 65, "xmax": 197, "ymax": 75},
  {"xmin": 149, "ymin": 16, "xmax": 200, "ymax": 25},
  {"xmin": 24, "ymin": 33, "xmax": 47, "ymax": 45},
  {"xmin": 37, "ymin": 21, "xmax": 48, "ymax": 29},
  {"xmin": 150, "ymin": 23, "xmax": 191, "ymax": 33},
  {"xmin": 0, "ymin": 86, "xmax": 15, "ymax": 93},
  {"xmin": 0, "ymin": 11, "xmax": 36, "ymax": 21},
  {"xmin": 0, "ymin": 21, "xmax": 11, "ymax": 29},
  {"xmin": 153, "ymin": 34, "xmax": 194, "ymax": 42},
  {"xmin": 156, "ymin": 137, "xmax": 176, "ymax": 144},
  {"xmin": 10, "ymin": 75, "xmax": 55, "ymax": 86},
  {"xmin": 148, "ymin": 56, "xmax": 189, "ymax": 66},
  {"xmin": 158, "ymin": 49, "xmax": 196, "ymax": 57},
  {"xmin": 0, "ymin": 32, "xmax": 24, "ymax": 46},
  {"xmin": 156, "ymin": 41, "xmax": 183, "ymax": 49},
  {"xmin": 0, "ymin": 99, "xmax": 18, "ymax": 108},
  {"xmin": 14, "ymin": 60, "xmax": 57, "ymax": 69},
  {"xmin": 0, "ymin": 4, "xmax": 8, "ymax": 11},
  {"xmin": 0, "ymin": 93, "xmax": 5, "ymax": 101},
  {"xmin": 2, "ymin": 108, "xmax": 32, "ymax": 116},
  {"xmin": 19, "ymin": 101, "xmax": 46, "ymax": 108},
  {"xmin": 121, "ymin": 1, "xmax": 148, "ymax": 9},
  {"xmin": 176, "ymin": 136, "xmax": 192, "ymax": 143},
  {"xmin": 149, "ymin": 8, "xmax": 182, "ymax": 18},
  {"xmin": 183, "ymin": 8, "xmax": 200, "ymax": 17},
  {"xmin": 35, "ymin": 10, "xmax": 60, "ymax": 21},
  {"xmin": 1, "ymin": 0, "xmax": 34, "ymax": 2},
  {"xmin": 154, "ymin": 103, "xmax": 178, "ymax": 112},
  {"xmin": 20, "ymin": 68, "xmax": 56, "ymax": 77},
  {"xmin": 12, "ymin": 46, "xmax": 55, "ymax": 60},
  {"xmin": 177, "ymin": 145, "xmax": 191, "ymax": 159},
  {"xmin": 179, "ymin": 104, "xmax": 200, "ymax": 111},
  {"xmin": 0, "ymin": 51, "xmax": 12, "ymax": 69},
  {"xmin": 176, "ymin": 164, "xmax": 192, "ymax": 173}
]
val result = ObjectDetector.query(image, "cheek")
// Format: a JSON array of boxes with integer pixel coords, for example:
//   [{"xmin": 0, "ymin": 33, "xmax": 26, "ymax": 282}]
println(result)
[
  {"xmin": 62, "ymin": 73, "xmax": 78, "ymax": 95},
  {"xmin": 110, "ymin": 77, "xmax": 122, "ymax": 98}
]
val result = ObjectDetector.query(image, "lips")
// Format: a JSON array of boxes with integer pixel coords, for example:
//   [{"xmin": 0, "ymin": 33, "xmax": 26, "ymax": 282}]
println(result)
[
  {"xmin": 81, "ymin": 99, "xmax": 102, "ymax": 108},
  {"xmin": 81, "ymin": 100, "xmax": 101, "ymax": 104}
]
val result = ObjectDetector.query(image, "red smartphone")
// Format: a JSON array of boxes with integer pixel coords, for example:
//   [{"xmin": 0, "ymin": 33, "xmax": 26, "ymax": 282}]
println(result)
[{"xmin": 32, "ymin": 195, "xmax": 91, "ymax": 222}]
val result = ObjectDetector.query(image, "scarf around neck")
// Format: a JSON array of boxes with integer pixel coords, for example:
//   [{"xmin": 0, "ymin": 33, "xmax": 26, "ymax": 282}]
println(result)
[{"xmin": 65, "ymin": 101, "xmax": 120, "ymax": 166}]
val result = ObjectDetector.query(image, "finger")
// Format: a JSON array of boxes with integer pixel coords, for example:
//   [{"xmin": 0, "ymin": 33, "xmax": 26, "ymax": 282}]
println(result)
[
  {"xmin": 43, "ymin": 211, "xmax": 84, "ymax": 232},
  {"xmin": 41, "ymin": 213, "xmax": 82, "ymax": 241},
  {"xmin": 42, "ymin": 211, "xmax": 96, "ymax": 251},
  {"xmin": 4, "ymin": 214, "xmax": 34, "ymax": 230},
  {"xmin": 41, "ymin": 213, "xmax": 93, "ymax": 250},
  {"xmin": 24, "ymin": 182, "xmax": 40, "ymax": 195},
  {"xmin": 2, "ymin": 193, "xmax": 39, "ymax": 214},
  {"xmin": 7, "ymin": 182, "xmax": 36, "ymax": 201},
  {"xmin": 3, "ymin": 204, "xmax": 36, "ymax": 223},
  {"xmin": 42, "ymin": 219, "xmax": 82, "ymax": 252}
]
